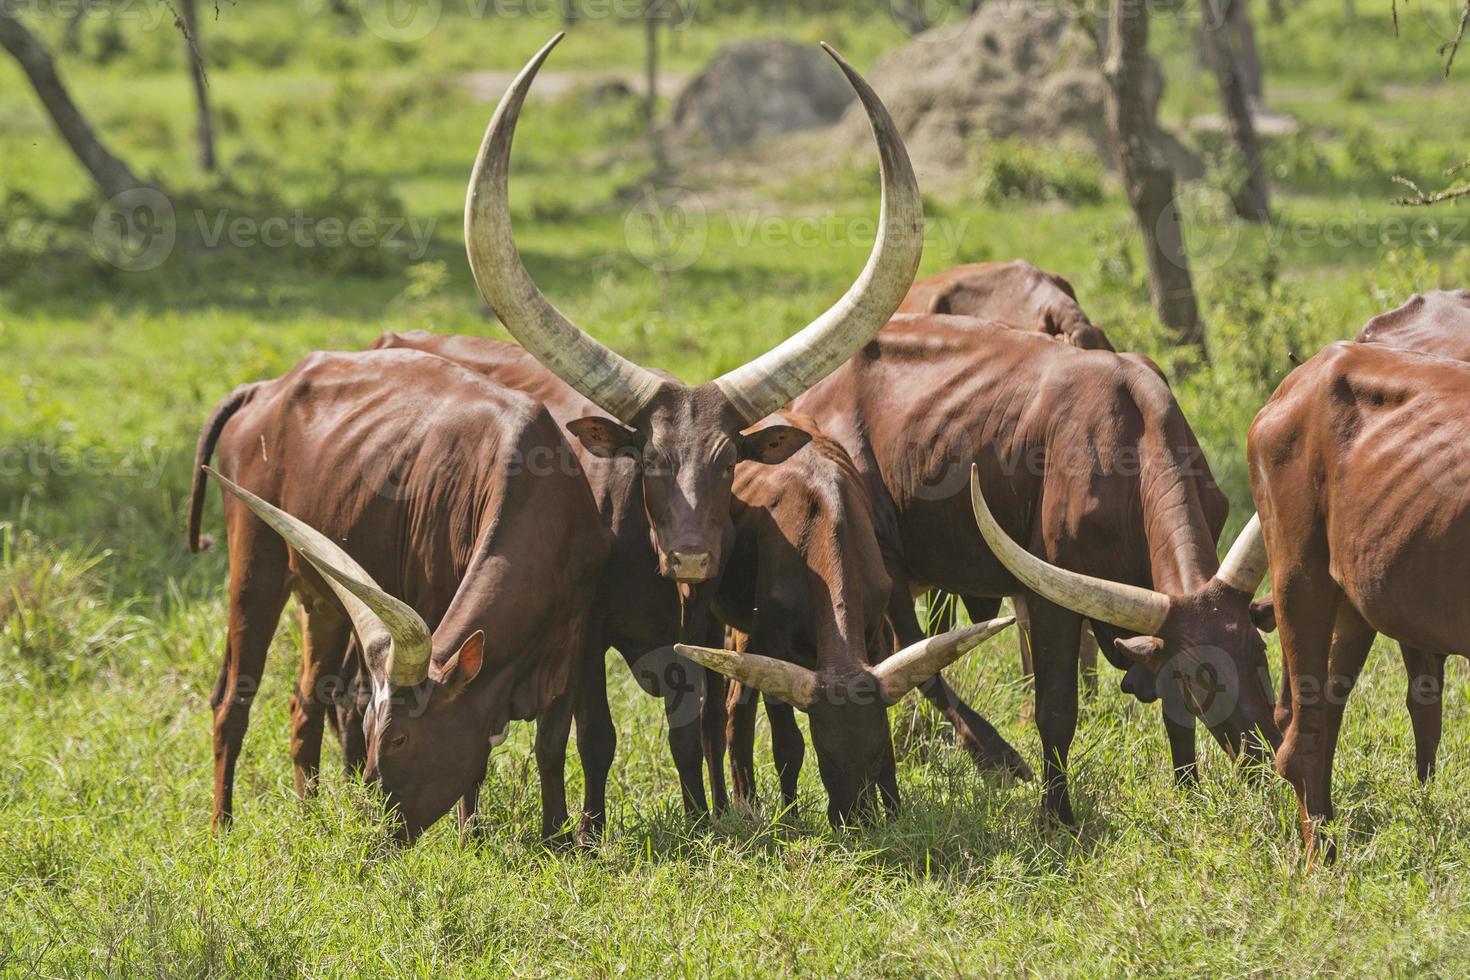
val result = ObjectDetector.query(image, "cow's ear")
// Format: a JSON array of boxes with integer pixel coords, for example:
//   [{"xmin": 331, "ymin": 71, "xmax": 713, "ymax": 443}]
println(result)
[
  {"xmin": 566, "ymin": 416, "xmax": 642, "ymax": 459},
  {"xmin": 1249, "ymin": 598, "xmax": 1277, "ymax": 633},
  {"xmin": 1114, "ymin": 635, "xmax": 1167, "ymax": 669},
  {"xmin": 436, "ymin": 630, "xmax": 485, "ymax": 699},
  {"xmin": 738, "ymin": 425, "xmax": 810, "ymax": 465}
]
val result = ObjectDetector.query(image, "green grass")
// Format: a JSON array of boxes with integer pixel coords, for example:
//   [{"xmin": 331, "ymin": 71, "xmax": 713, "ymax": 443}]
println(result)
[{"xmin": 4, "ymin": 0, "xmax": 1470, "ymax": 973}]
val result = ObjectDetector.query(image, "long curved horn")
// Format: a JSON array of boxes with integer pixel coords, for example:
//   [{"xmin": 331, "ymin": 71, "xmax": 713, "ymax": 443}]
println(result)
[
  {"xmin": 1216, "ymin": 512, "xmax": 1267, "ymax": 594},
  {"xmin": 673, "ymin": 643, "xmax": 818, "ymax": 711},
  {"xmin": 464, "ymin": 33, "xmax": 667, "ymax": 422},
  {"xmin": 204, "ymin": 467, "xmax": 433, "ymax": 687},
  {"xmin": 872, "ymin": 616, "xmax": 1015, "ymax": 702},
  {"xmin": 968, "ymin": 465, "xmax": 1171, "ymax": 636},
  {"xmin": 712, "ymin": 43, "xmax": 924, "ymax": 423}
]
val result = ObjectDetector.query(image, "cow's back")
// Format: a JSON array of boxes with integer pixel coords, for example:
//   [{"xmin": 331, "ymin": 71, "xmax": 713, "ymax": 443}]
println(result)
[
  {"xmin": 794, "ymin": 314, "xmax": 1225, "ymax": 597},
  {"xmin": 1250, "ymin": 341, "xmax": 1470, "ymax": 655},
  {"xmin": 898, "ymin": 261, "xmax": 1114, "ymax": 351},
  {"xmin": 1357, "ymin": 290, "xmax": 1470, "ymax": 362}
]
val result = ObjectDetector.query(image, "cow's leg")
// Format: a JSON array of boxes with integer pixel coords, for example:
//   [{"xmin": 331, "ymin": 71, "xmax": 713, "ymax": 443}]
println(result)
[
  {"xmin": 535, "ymin": 689, "xmax": 576, "ymax": 845},
  {"xmin": 884, "ymin": 586, "xmax": 1030, "ymax": 778},
  {"xmin": 575, "ymin": 644, "xmax": 616, "ymax": 844},
  {"xmin": 458, "ymin": 783, "xmax": 481, "ymax": 840},
  {"xmin": 1162, "ymin": 709, "xmax": 1199, "ymax": 786},
  {"xmin": 701, "ymin": 665, "xmax": 730, "ymax": 814},
  {"xmin": 1014, "ymin": 594, "xmax": 1035, "ymax": 677},
  {"xmin": 1273, "ymin": 551, "xmax": 1350, "ymax": 862},
  {"xmin": 765, "ymin": 696, "xmax": 805, "ymax": 809},
  {"xmin": 1078, "ymin": 625, "xmax": 1100, "ymax": 697},
  {"xmin": 211, "ymin": 526, "xmax": 290, "ymax": 830},
  {"xmin": 667, "ymin": 590, "xmax": 716, "ymax": 820},
  {"xmin": 290, "ymin": 598, "xmax": 351, "ymax": 800},
  {"xmin": 726, "ymin": 679, "xmax": 759, "ymax": 809},
  {"xmin": 1400, "ymin": 644, "xmax": 1444, "ymax": 783},
  {"xmin": 1027, "ymin": 599, "xmax": 1084, "ymax": 825}
]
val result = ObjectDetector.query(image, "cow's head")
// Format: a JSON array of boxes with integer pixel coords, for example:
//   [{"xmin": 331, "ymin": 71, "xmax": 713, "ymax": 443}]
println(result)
[
  {"xmin": 464, "ymin": 33, "xmax": 922, "ymax": 583},
  {"xmin": 969, "ymin": 467, "xmax": 1281, "ymax": 765},
  {"xmin": 206, "ymin": 468, "xmax": 499, "ymax": 842},
  {"xmin": 678, "ymin": 617, "xmax": 1015, "ymax": 826}
]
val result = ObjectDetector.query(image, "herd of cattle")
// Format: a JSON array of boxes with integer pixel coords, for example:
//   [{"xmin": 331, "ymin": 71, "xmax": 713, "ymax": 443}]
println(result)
[{"xmin": 186, "ymin": 36, "xmax": 1470, "ymax": 861}]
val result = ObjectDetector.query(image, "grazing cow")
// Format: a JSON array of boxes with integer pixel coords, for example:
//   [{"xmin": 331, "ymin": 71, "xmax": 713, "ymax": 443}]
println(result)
[
  {"xmin": 673, "ymin": 413, "xmax": 1015, "ymax": 825},
  {"xmin": 368, "ymin": 333, "xmax": 1027, "ymax": 832},
  {"xmin": 905, "ymin": 261, "xmax": 1113, "ymax": 684},
  {"xmin": 1265, "ymin": 289, "xmax": 1470, "ymax": 783},
  {"xmin": 898, "ymin": 261, "xmax": 1115, "ymax": 351},
  {"xmin": 1248, "ymin": 341, "xmax": 1470, "ymax": 858},
  {"xmin": 794, "ymin": 314, "xmax": 1280, "ymax": 823},
  {"xmin": 187, "ymin": 349, "xmax": 608, "ymax": 842},
  {"xmin": 462, "ymin": 34, "xmax": 922, "ymax": 589}
]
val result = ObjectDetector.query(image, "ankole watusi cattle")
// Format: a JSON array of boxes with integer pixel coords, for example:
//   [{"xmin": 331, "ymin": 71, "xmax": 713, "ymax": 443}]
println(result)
[
  {"xmin": 898, "ymin": 260, "xmax": 1116, "ymax": 351},
  {"xmin": 1249, "ymin": 340, "xmax": 1470, "ymax": 858},
  {"xmin": 366, "ymin": 332, "xmax": 1026, "ymax": 830},
  {"xmin": 672, "ymin": 412, "xmax": 1015, "ymax": 825},
  {"xmin": 187, "ymin": 349, "xmax": 608, "ymax": 842},
  {"xmin": 904, "ymin": 260, "xmax": 1113, "ymax": 687},
  {"xmin": 792, "ymin": 314, "xmax": 1280, "ymax": 823},
  {"xmin": 1261, "ymin": 289, "xmax": 1470, "ymax": 787},
  {"xmin": 462, "ymin": 33, "xmax": 922, "ymax": 588}
]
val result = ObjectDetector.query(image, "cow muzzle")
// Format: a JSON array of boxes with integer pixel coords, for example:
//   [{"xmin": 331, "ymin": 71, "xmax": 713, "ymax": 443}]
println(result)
[{"xmin": 667, "ymin": 551, "xmax": 714, "ymax": 583}]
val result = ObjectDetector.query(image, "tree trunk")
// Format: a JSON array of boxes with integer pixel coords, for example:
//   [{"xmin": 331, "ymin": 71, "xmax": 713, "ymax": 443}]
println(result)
[
  {"xmin": 179, "ymin": 0, "xmax": 216, "ymax": 172},
  {"xmin": 1204, "ymin": 0, "xmax": 1269, "ymax": 221},
  {"xmin": 0, "ymin": 9, "xmax": 152, "ymax": 199},
  {"xmin": 1229, "ymin": 0, "xmax": 1264, "ymax": 101},
  {"xmin": 643, "ymin": 0, "xmax": 658, "ymax": 128},
  {"xmin": 1102, "ymin": 0, "xmax": 1204, "ymax": 351}
]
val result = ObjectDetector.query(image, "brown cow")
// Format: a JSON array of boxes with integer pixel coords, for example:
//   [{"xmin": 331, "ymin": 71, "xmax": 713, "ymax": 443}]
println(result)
[
  {"xmin": 898, "ymin": 261, "xmax": 1115, "ymax": 351},
  {"xmin": 794, "ymin": 314, "xmax": 1279, "ymax": 823},
  {"xmin": 906, "ymin": 261, "xmax": 1114, "ymax": 685},
  {"xmin": 1249, "ymin": 341, "xmax": 1470, "ymax": 858},
  {"xmin": 462, "ymin": 34, "xmax": 922, "ymax": 587},
  {"xmin": 1267, "ymin": 290, "xmax": 1470, "ymax": 783},
  {"xmin": 675, "ymin": 413, "xmax": 1015, "ymax": 825},
  {"xmin": 187, "ymin": 349, "xmax": 608, "ymax": 842},
  {"xmin": 368, "ymin": 332, "xmax": 1028, "ymax": 832}
]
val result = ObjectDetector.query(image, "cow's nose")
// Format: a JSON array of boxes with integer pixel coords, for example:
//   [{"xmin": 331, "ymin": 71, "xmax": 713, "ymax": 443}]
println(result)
[{"xmin": 668, "ymin": 551, "xmax": 713, "ymax": 582}]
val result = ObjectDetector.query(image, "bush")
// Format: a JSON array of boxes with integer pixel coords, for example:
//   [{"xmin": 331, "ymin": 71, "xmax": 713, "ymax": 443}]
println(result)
[{"xmin": 976, "ymin": 138, "xmax": 1105, "ymax": 206}]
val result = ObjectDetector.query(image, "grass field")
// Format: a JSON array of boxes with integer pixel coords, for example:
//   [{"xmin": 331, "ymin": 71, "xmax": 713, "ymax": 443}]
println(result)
[{"xmin": 4, "ymin": 0, "xmax": 1470, "ymax": 973}]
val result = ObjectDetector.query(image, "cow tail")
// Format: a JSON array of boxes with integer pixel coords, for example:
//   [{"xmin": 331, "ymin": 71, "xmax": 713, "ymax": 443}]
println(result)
[{"xmin": 187, "ymin": 383, "xmax": 260, "ymax": 553}]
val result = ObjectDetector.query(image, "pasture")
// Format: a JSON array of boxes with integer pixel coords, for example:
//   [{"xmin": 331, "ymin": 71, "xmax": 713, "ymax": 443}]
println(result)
[{"xmin": 3, "ymin": 0, "xmax": 1470, "ymax": 972}]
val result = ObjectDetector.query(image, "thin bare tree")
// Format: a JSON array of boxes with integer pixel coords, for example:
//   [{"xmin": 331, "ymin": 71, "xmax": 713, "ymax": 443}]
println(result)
[
  {"xmin": 1101, "ymin": 0, "xmax": 1204, "ymax": 350},
  {"xmin": 1203, "ymin": 0, "xmax": 1270, "ymax": 221},
  {"xmin": 0, "ymin": 6, "xmax": 153, "ymax": 198}
]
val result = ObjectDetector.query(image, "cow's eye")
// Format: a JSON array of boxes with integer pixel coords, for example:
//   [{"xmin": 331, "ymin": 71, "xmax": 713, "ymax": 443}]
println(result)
[{"xmin": 389, "ymin": 734, "xmax": 409, "ymax": 749}]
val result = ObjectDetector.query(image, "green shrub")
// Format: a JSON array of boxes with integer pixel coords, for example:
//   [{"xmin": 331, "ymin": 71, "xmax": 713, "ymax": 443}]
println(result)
[{"xmin": 976, "ymin": 138, "xmax": 1105, "ymax": 206}]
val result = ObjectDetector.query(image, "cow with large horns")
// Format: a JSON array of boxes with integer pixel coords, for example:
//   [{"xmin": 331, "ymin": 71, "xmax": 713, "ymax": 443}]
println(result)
[
  {"xmin": 904, "ymin": 260, "xmax": 1114, "ymax": 688},
  {"xmin": 463, "ymin": 32, "xmax": 924, "ymax": 586},
  {"xmin": 792, "ymin": 315, "xmax": 1280, "ymax": 822},
  {"xmin": 673, "ymin": 413, "xmax": 1015, "ymax": 825},
  {"xmin": 1263, "ymin": 289, "xmax": 1470, "ymax": 784},
  {"xmin": 1248, "ymin": 340, "xmax": 1470, "ymax": 858},
  {"xmin": 187, "ymin": 350, "xmax": 608, "ymax": 842}
]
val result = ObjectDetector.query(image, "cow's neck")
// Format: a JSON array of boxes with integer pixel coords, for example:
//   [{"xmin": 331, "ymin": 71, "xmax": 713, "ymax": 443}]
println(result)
[{"xmin": 1136, "ymin": 431, "xmax": 1220, "ymax": 598}]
